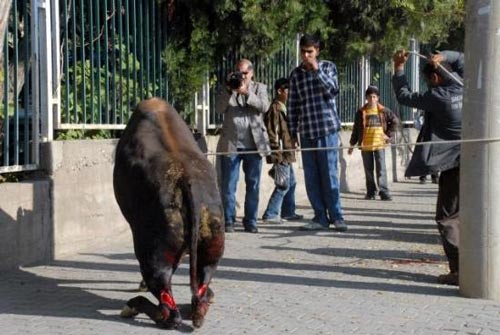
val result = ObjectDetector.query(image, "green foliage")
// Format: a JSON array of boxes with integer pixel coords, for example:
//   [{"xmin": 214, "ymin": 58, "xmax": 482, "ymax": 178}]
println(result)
[
  {"xmin": 55, "ymin": 129, "xmax": 112, "ymax": 140},
  {"xmin": 324, "ymin": 0, "xmax": 465, "ymax": 63},
  {"xmin": 164, "ymin": 0, "xmax": 464, "ymax": 110},
  {"xmin": 62, "ymin": 40, "xmax": 143, "ymax": 126}
]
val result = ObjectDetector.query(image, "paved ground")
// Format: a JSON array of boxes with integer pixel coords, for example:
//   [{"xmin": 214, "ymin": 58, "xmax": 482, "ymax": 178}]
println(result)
[{"xmin": 1, "ymin": 180, "xmax": 500, "ymax": 335}]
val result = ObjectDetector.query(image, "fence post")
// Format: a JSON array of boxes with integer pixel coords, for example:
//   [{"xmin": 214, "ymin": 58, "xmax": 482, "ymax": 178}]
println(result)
[
  {"xmin": 33, "ymin": 0, "xmax": 59, "ymax": 142},
  {"xmin": 409, "ymin": 38, "xmax": 420, "ymax": 122},
  {"xmin": 359, "ymin": 56, "xmax": 370, "ymax": 103}
]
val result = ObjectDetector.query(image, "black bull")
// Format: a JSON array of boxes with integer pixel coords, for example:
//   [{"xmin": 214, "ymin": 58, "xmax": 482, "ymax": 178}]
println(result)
[{"xmin": 113, "ymin": 98, "xmax": 224, "ymax": 329}]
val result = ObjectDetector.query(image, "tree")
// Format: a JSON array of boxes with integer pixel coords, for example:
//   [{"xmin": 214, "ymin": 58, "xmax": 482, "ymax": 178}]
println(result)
[{"xmin": 164, "ymin": 0, "xmax": 465, "ymax": 109}]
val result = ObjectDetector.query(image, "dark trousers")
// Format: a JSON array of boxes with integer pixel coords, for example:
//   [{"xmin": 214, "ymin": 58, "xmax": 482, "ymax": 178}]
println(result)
[
  {"xmin": 435, "ymin": 167, "xmax": 460, "ymax": 273},
  {"xmin": 361, "ymin": 149, "xmax": 389, "ymax": 196}
]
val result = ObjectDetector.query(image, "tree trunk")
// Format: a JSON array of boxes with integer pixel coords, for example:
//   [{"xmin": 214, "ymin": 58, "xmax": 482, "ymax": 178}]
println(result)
[{"xmin": 0, "ymin": 0, "xmax": 12, "ymax": 64}]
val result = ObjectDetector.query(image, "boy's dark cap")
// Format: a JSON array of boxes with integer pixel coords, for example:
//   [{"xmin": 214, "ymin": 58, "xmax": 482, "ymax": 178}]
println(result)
[
  {"xmin": 365, "ymin": 85, "xmax": 380, "ymax": 96},
  {"xmin": 274, "ymin": 78, "xmax": 289, "ymax": 91}
]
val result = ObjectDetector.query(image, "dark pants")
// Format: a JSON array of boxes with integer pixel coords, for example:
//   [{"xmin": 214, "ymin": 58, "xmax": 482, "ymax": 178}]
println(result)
[
  {"xmin": 361, "ymin": 149, "xmax": 389, "ymax": 196},
  {"xmin": 435, "ymin": 167, "xmax": 460, "ymax": 273}
]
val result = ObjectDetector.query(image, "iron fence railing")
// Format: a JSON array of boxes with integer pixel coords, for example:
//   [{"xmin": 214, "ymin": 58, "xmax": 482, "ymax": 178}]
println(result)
[
  {"xmin": 0, "ymin": 0, "xmax": 36, "ymax": 173},
  {"xmin": 0, "ymin": 0, "xmax": 425, "ymax": 173},
  {"xmin": 59, "ymin": 0, "xmax": 170, "ymax": 129}
]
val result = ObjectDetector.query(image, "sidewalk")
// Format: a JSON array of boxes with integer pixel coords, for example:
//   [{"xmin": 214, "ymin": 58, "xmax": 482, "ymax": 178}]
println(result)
[{"xmin": 1, "ymin": 180, "xmax": 499, "ymax": 335}]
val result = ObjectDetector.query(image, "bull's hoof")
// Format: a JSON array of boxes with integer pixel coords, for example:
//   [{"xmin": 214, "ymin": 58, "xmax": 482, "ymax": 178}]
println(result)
[
  {"xmin": 157, "ymin": 306, "xmax": 182, "ymax": 329},
  {"xmin": 120, "ymin": 304, "xmax": 139, "ymax": 318},
  {"xmin": 192, "ymin": 299, "xmax": 209, "ymax": 328}
]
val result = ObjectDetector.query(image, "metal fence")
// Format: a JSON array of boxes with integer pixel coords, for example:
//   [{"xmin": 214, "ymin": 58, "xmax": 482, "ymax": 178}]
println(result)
[
  {"xmin": 1, "ymin": 0, "xmax": 423, "ymax": 173},
  {"xmin": 0, "ymin": 0, "xmax": 36, "ymax": 173},
  {"xmin": 59, "ymin": 0, "xmax": 170, "ymax": 129}
]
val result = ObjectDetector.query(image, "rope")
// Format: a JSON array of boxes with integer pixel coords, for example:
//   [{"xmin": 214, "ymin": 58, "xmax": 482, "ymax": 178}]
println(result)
[{"xmin": 205, "ymin": 137, "xmax": 500, "ymax": 156}]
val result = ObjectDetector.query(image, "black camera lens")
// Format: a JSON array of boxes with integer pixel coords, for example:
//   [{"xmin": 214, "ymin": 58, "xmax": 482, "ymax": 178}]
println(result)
[{"xmin": 227, "ymin": 71, "xmax": 244, "ymax": 90}]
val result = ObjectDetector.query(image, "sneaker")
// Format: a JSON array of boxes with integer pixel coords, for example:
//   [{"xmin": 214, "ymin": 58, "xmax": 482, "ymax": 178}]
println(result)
[
  {"xmin": 380, "ymin": 193, "xmax": 392, "ymax": 201},
  {"xmin": 437, "ymin": 272, "xmax": 458, "ymax": 286},
  {"xmin": 299, "ymin": 222, "xmax": 328, "ymax": 231},
  {"xmin": 262, "ymin": 216, "xmax": 282, "ymax": 224},
  {"xmin": 225, "ymin": 225, "xmax": 235, "ymax": 233},
  {"xmin": 364, "ymin": 194, "xmax": 376, "ymax": 200},
  {"xmin": 332, "ymin": 219, "xmax": 348, "ymax": 232},
  {"xmin": 281, "ymin": 214, "xmax": 304, "ymax": 221}
]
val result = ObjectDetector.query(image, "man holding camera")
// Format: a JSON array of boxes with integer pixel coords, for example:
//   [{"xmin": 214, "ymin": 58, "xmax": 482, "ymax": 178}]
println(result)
[{"xmin": 216, "ymin": 59, "xmax": 270, "ymax": 234}]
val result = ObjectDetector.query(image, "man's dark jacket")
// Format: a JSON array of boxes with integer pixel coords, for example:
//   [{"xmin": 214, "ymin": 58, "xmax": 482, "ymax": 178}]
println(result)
[{"xmin": 392, "ymin": 51, "xmax": 464, "ymax": 177}]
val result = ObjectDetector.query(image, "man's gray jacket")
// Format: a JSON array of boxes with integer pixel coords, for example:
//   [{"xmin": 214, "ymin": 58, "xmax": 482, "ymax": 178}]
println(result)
[{"xmin": 216, "ymin": 81, "xmax": 270, "ymax": 156}]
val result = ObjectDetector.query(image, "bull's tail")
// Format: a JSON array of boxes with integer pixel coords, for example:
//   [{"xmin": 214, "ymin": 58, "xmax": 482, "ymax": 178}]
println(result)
[
  {"xmin": 184, "ymin": 180, "xmax": 212, "ymax": 328},
  {"xmin": 183, "ymin": 180, "xmax": 200, "ymax": 297}
]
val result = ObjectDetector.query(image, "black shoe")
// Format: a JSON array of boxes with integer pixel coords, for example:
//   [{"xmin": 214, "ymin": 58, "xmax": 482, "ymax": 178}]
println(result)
[
  {"xmin": 225, "ymin": 225, "xmax": 235, "ymax": 233},
  {"xmin": 437, "ymin": 272, "xmax": 458, "ymax": 286},
  {"xmin": 419, "ymin": 177, "xmax": 426, "ymax": 184},
  {"xmin": 431, "ymin": 177, "xmax": 438, "ymax": 184},
  {"xmin": 380, "ymin": 193, "xmax": 392, "ymax": 201},
  {"xmin": 364, "ymin": 194, "xmax": 376, "ymax": 200},
  {"xmin": 282, "ymin": 214, "xmax": 304, "ymax": 221},
  {"xmin": 244, "ymin": 226, "xmax": 258, "ymax": 233}
]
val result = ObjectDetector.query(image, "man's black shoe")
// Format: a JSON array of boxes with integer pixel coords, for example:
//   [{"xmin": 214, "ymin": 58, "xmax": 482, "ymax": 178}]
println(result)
[
  {"xmin": 225, "ymin": 225, "xmax": 235, "ymax": 233},
  {"xmin": 244, "ymin": 226, "xmax": 258, "ymax": 233},
  {"xmin": 282, "ymin": 214, "xmax": 304, "ymax": 221},
  {"xmin": 380, "ymin": 193, "xmax": 392, "ymax": 201},
  {"xmin": 364, "ymin": 194, "xmax": 376, "ymax": 200}
]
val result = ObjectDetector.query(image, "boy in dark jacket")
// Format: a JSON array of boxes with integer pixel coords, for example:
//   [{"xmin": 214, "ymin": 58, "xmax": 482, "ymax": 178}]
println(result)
[
  {"xmin": 348, "ymin": 85, "xmax": 400, "ymax": 201},
  {"xmin": 262, "ymin": 78, "xmax": 303, "ymax": 224}
]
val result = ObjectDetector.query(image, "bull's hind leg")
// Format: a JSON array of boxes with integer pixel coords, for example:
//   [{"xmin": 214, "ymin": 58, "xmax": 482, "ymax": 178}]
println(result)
[{"xmin": 191, "ymin": 263, "xmax": 218, "ymax": 328}]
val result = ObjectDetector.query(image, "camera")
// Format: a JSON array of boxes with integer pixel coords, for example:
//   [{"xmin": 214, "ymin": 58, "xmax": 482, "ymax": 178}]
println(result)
[{"xmin": 226, "ymin": 71, "xmax": 244, "ymax": 90}]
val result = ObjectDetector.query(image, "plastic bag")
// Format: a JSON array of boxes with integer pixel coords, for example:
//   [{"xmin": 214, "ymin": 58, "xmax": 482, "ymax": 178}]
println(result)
[{"xmin": 268, "ymin": 163, "xmax": 290, "ymax": 190}]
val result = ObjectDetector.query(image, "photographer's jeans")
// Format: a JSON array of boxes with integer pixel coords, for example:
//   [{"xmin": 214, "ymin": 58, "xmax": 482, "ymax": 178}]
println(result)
[
  {"xmin": 300, "ymin": 132, "xmax": 343, "ymax": 226},
  {"xmin": 263, "ymin": 165, "xmax": 297, "ymax": 219},
  {"xmin": 221, "ymin": 150, "xmax": 262, "ymax": 229}
]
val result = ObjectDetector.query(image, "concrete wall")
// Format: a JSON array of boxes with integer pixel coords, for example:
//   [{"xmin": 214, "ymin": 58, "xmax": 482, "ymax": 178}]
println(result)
[
  {"xmin": 0, "ymin": 180, "xmax": 52, "ymax": 269},
  {"xmin": 41, "ymin": 140, "xmax": 131, "ymax": 259},
  {"xmin": 0, "ymin": 128, "xmax": 416, "ymax": 269}
]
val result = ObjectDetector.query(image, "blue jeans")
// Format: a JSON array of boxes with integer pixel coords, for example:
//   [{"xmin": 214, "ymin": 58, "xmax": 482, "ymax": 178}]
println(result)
[
  {"xmin": 361, "ymin": 149, "xmax": 389, "ymax": 196},
  {"xmin": 221, "ymin": 150, "xmax": 262, "ymax": 229},
  {"xmin": 262, "ymin": 164, "xmax": 297, "ymax": 219},
  {"xmin": 300, "ymin": 132, "xmax": 343, "ymax": 226}
]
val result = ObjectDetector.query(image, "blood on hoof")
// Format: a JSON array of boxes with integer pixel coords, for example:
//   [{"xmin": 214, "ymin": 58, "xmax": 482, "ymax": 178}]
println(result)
[
  {"xmin": 191, "ymin": 284, "xmax": 211, "ymax": 329},
  {"xmin": 158, "ymin": 290, "xmax": 182, "ymax": 329}
]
